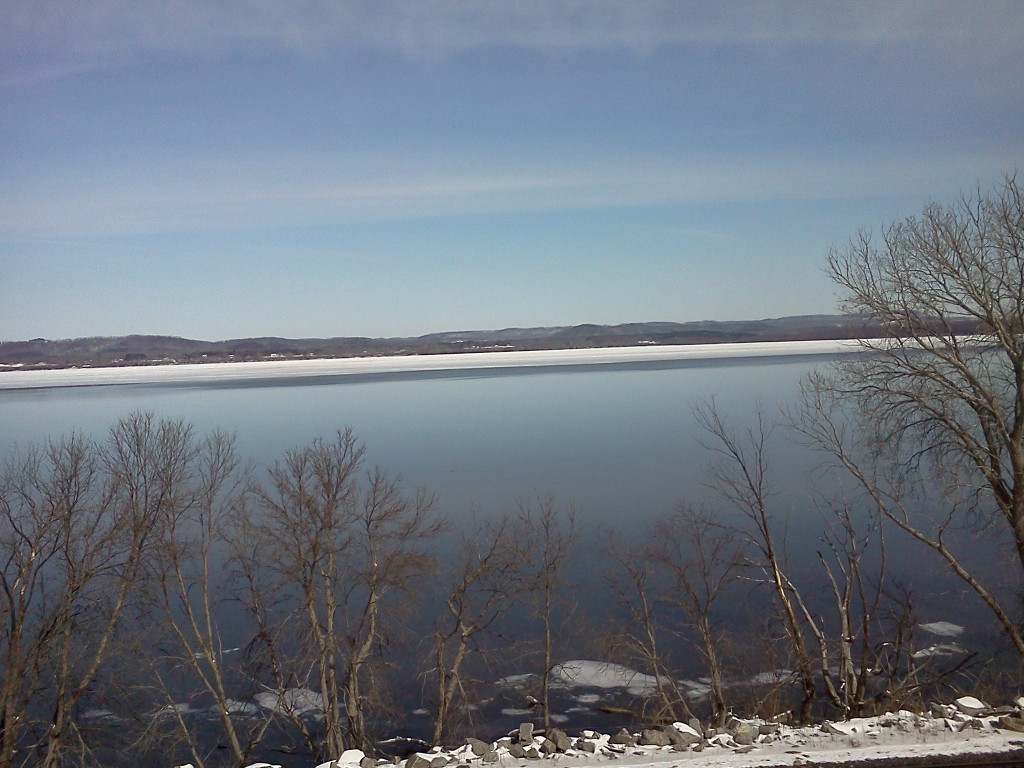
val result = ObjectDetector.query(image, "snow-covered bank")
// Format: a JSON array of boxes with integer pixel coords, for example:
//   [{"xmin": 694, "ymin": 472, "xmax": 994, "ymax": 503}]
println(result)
[
  {"xmin": 227, "ymin": 701, "xmax": 1024, "ymax": 768},
  {"xmin": 165, "ymin": 654, "xmax": 1020, "ymax": 768},
  {"xmin": 0, "ymin": 339, "xmax": 863, "ymax": 390}
]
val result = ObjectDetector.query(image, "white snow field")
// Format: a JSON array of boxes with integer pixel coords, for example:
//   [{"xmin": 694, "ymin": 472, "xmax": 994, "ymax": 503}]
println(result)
[{"xmin": 0, "ymin": 339, "xmax": 862, "ymax": 390}]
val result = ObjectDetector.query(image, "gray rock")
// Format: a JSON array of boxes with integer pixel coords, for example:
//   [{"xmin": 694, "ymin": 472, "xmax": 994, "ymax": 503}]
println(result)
[
  {"xmin": 524, "ymin": 747, "xmax": 540, "ymax": 759},
  {"xmin": 1000, "ymin": 716, "xmax": 1024, "ymax": 734},
  {"xmin": 360, "ymin": 757, "xmax": 378, "ymax": 768},
  {"xmin": 608, "ymin": 729, "xmax": 636, "ymax": 747},
  {"xmin": 638, "ymin": 729, "xmax": 671, "ymax": 747},
  {"xmin": 466, "ymin": 738, "xmax": 492, "ymax": 757},
  {"xmin": 539, "ymin": 738, "xmax": 557, "ymax": 755},
  {"xmin": 955, "ymin": 696, "xmax": 990, "ymax": 716},
  {"xmin": 508, "ymin": 744, "xmax": 526, "ymax": 759},
  {"xmin": 735, "ymin": 745, "xmax": 756, "ymax": 754},
  {"xmin": 481, "ymin": 752, "xmax": 499, "ymax": 763},
  {"xmin": 574, "ymin": 739, "xmax": 596, "ymax": 754},
  {"xmin": 546, "ymin": 728, "xmax": 571, "ymax": 752},
  {"xmin": 518, "ymin": 722, "xmax": 534, "ymax": 743},
  {"xmin": 730, "ymin": 722, "xmax": 757, "ymax": 746},
  {"xmin": 405, "ymin": 756, "xmax": 432, "ymax": 768},
  {"xmin": 429, "ymin": 758, "xmax": 447, "ymax": 768},
  {"xmin": 661, "ymin": 725, "xmax": 700, "ymax": 747}
]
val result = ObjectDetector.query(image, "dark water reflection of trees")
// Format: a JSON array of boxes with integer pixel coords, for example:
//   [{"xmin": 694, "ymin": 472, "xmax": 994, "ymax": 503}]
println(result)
[{"xmin": 1, "ymin": 359, "xmax": 1015, "ymax": 766}]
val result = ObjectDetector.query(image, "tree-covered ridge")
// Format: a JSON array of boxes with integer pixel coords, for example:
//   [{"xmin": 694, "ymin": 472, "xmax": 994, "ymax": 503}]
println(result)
[{"xmin": 0, "ymin": 315, "xmax": 918, "ymax": 371}]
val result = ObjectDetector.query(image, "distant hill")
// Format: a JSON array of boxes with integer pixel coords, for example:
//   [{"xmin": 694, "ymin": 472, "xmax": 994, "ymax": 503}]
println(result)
[{"xmin": 0, "ymin": 314, "xmax": 972, "ymax": 371}]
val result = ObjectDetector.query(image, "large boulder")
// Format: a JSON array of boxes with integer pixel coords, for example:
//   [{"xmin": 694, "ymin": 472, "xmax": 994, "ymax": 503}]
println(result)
[
  {"xmin": 465, "ymin": 738, "xmax": 492, "ymax": 757},
  {"xmin": 663, "ymin": 724, "xmax": 701, "ymax": 747},
  {"xmin": 998, "ymin": 716, "xmax": 1024, "ymax": 734},
  {"xmin": 638, "ymin": 729, "xmax": 671, "ymax": 747},
  {"xmin": 733, "ymin": 724, "xmax": 757, "ymax": 749},
  {"xmin": 729, "ymin": 721, "xmax": 757, "ymax": 746},
  {"xmin": 955, "ymin": 696, "xmax": 990, "ymax": 716},
  {"xmin": 546, "ymin": 728, "xmax": 571, "ymax": 752},
  {"xmin": 517, "ymin": 723, "xmax": 534, "ymax": 743},
  {"xmin": 574, "ymin": 739, "xmax": 596, "ymax": 754},
  {"xmin": 608, "ymin": 729, "xmax": 636, "ymax": 747}
]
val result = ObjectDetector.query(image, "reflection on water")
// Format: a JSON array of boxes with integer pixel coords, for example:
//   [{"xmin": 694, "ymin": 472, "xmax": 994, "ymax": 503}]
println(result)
[
  {"xmin": 0, "ymin": 354, "xmax": 826, "ymax": 528},
  {"xmin": 2, "ymin": 353, "xmax": 1014, "ymax": 764}
]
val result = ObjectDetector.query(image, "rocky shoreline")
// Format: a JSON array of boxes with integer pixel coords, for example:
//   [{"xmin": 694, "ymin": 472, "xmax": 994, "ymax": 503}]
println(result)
[{"xmin": 249, "ymin": 696, "xmax": 1024, "ymax": 768}]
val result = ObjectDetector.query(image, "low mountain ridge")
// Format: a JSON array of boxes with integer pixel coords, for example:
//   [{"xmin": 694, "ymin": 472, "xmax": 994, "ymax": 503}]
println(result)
[{"xmin": 0, "ymin": 314, "xmax": 949, "ymax": 371}]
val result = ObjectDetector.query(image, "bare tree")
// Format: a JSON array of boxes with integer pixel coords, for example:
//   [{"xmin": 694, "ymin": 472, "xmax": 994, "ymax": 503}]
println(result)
[
  {"xmin": 241, "ymin": 428, "xmax": 444, "ymax": 760},
  {"xmin": 647, "ymin": 504, "xmax": 746, "ymax": 726},
  {"xmin": 142, "ymin": 429, "xmax": 276, "ymax": 768},
  {"xmin": 517, "ymin": 498, "xmax": 577, "ymax": 731},
  {"xmin": 602, "ymin": 542, "xmax": 695, "ymax": 724},
  {"xmin": 695, "ymin": 400, "xmax": 817, "ymax": 723},
  {"xmin": 815, "ymin": 174, "xmax": 1024, "ymax": 655},
  {"xmin": 0, "ymin": 413, "xmax": 193, "ymax": 768},
  {"xmin": 429, "ymin": 514, "xmax": 526, "ymax": 745}
]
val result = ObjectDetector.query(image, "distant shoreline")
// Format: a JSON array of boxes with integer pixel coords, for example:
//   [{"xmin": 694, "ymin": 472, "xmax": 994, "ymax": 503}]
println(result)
[{"xmin": 0, "ymin": 339, "xmax": 866, "ymax": 391}]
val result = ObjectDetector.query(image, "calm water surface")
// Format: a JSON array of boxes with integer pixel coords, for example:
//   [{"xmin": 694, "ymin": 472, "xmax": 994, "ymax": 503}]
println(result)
[
  {"xmin": 1, "ymin": 355, "xmax": 827, "ymax": 529},
  {"xmin": 1, "ymin": 352, "xmax": 1011, "ymax": 762}
]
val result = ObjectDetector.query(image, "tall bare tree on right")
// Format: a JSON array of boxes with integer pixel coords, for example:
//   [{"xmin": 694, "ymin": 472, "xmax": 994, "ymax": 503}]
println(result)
[{"xmin": 804, "ymin": 174, "xmax": 1024, "ymax": 656}]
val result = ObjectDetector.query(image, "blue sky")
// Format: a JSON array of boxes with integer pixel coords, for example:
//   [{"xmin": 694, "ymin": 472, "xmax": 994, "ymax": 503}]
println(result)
[{"xmin": 2, "ymin": 2, "xmax": 1022, "ymax": 342}]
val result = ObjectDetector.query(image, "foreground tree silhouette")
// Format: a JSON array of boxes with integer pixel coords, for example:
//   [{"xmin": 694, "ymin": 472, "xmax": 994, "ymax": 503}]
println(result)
[
  {"xmin": 517, "ymin": 498, "xmax": 577, "ymax": 731},
  {"xmin": 240, "ymin": 428, "xmax": 444, "ymax": 760},
  {"xmin": 429, "ymin": 514, "xmax": 527, "ymax": 745},
  {"xmin": 647, "ymin": 504, "xmax": 745, "ymax": 726},
  {"xmin": 0, "ymin": 414, "xmax": 192, "ymax": 768},
  {"xmin": 143, "ymin": 430, "xmax": 276, "ymax": 768},
  {"xmin": 695, "ymin": 401, "xmax": 818, "ymax": 723},
  {"xmin": 805, "ymin": 174, "xmax": 1024, "ymax": 655}
]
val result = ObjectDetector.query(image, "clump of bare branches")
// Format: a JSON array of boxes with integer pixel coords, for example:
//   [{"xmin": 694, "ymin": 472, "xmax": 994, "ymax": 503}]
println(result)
[
  {"xmin": 813, "ymin": 174, "xmax": 1024, "ymax": 656},
  {"xmin": 235, "ymin": 428, "xmax": 445, "ymax": 761},
  {"xmin": 428, "ymin": 513, "xmax": 528, "ymax": 745}
]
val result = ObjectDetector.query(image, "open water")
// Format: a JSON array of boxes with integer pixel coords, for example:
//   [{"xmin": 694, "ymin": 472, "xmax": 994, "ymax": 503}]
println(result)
[
  {"xmin": 0, "ymin": 353, "xmax": 828, "ymax": 529},
  {"xmin": 1, "ymin": 350, "xmax": 1014, "ymax": 763}
]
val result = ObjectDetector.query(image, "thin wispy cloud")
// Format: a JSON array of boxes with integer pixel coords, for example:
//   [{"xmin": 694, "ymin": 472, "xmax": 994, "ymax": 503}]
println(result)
[
  {"xmin": 2, "ymin": 1, "xmax": 1021, "ymax": 340},
  {"xmin": 4, "ymin": 1, "xmax": 1021, "ymax": 86},
  {"xmin": 1, "ymin": 147, "xmax": 1002, "ymax": 240}
]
